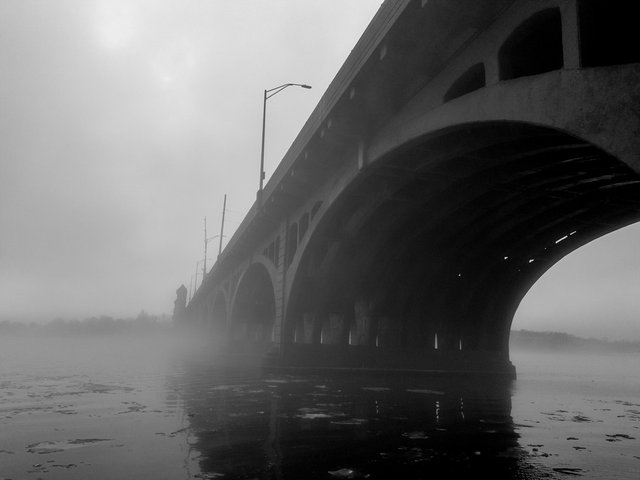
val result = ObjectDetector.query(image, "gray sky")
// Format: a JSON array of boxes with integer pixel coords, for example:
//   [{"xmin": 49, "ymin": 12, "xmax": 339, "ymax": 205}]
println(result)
[{"xmin": 1, "ymin": 1, "xmax": 638, "ymax": 341}]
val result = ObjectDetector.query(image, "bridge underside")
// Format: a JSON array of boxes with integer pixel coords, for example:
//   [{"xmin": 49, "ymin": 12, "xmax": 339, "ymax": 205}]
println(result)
[
  {"xmin": 183, "ymin": 0, "xmax": 640, "ymax": 377},
  {"xmin": 282, "ymin": 123, "xmax": 640, "ymax": 375}
]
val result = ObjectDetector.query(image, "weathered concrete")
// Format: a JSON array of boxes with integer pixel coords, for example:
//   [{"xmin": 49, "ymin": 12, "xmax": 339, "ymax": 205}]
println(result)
[{"xmin": 184, "ymin": 0, "xmax": 640, "ymax": 377}]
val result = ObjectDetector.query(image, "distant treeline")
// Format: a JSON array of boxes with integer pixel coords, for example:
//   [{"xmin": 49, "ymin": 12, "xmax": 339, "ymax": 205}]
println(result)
[
  {"xmin": 510, "ymin": 329, "xmax": 640, "ymax": 353},
  {"xmin": 0, "ymin": 311, "xmax": 173, "ymax": 335}
]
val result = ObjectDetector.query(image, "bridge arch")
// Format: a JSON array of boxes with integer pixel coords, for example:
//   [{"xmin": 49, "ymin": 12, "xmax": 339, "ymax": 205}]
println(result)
[
  {"xmin": 184, "ymin": 1, "xmax": 640, "ymax": 374},
  {"xmin": 229, "ymin": 261, "xmax": 277, "ymax": 347},
  {"xmin": 371, "ymin": 65, "xmax": 640, "ymax": 173},
  {"xmin": 210, "ymin": 290, "xmax": 228, "ymax": 345},
  {"xmin": 283, "ymin": 120, "xmax": 640, "ymax": 367}
]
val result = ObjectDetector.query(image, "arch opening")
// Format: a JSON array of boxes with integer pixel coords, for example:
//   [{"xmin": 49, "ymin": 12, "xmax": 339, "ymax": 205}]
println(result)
[
  {"xmin": 579, "ymin": 0, "xmax": 640, "ymax": 68},
  {"xmin": 512, "ymin": 222, "xmax": 640, "ymax": 347},
  {"xmin": 230, "ymin": 263, "xmax": 276, "ymax": 347},
  {"xmin": 499, "ymin": 8, "xmax": 563, "ymax": 80}
]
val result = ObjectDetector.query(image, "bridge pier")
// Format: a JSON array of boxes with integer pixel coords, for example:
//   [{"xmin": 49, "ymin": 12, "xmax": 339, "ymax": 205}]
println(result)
[
  {"xmin": 278, "ymin": 305, "xmax": 515, "ymax": 377},
  {"xmin": 320, "ymin": 313, "xmax": 348, "ymax": 345},
  {"xmin": 350, "ymin": 300, "xmax": 375, "ymax": 346},
  {"xmin": 377, "ymin": 315, "xmax": 401, "ymax": 348},
  {"xmin": 275, "ymin": 297, "xmax": 516, "ymax": 376},
  {"xmin": 297, "ymin": 312, "xmax": 316, "ymax": 344},
  {"xmin": 274, "ymin": 342, "xmax": 515, "ymax": 378}
]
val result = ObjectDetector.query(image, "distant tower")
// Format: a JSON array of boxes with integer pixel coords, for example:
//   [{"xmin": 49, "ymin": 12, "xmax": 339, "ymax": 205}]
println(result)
[{"xmin": 173, "ymin": 284, "xmax": 188, "ymax": 323}]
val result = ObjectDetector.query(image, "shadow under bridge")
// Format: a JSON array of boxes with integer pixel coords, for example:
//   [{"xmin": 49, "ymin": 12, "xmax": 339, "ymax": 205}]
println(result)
[{"xmin": 282, "ymin": 122, "xmax": 640, "ymax": 376}]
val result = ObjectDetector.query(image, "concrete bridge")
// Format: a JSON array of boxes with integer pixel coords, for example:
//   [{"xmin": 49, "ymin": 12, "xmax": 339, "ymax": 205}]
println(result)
[{"xmin": 181, "ymin": 0, "xmax": 640, "ymax": 376}]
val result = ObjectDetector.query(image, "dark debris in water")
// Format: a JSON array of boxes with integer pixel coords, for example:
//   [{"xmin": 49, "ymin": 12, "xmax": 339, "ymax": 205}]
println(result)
[
  {"xmin": 571, "ymin": 415, "xmax": 592, "ymax": 423},
  {"xmin": 155, "ymin": 426, "xmax": 190, "ymax": 437},
  {"xmin": 27, "ymin": 438, "xmax": 114, "ymax": 454},
  {"xmin": 116, "ymin": 401, "xmax": 147, "ymax": 414},
  {"xmin": 605, "ymin": 433, "xmax": 635, "ymax": 442},
  {"xmin": 514, "ymin": 422, "xmax": 535, "ymax": 428},
  {"xmin": 402, "ymin": 431, "xmax": 429, "ymax": 440},
  {"xmin": 84, "ymin": 382, "xmax": 135, "ymax": 394},
  {"xmin": 552, "ymin": 467, "xmax": 584, "ymax": 476}
]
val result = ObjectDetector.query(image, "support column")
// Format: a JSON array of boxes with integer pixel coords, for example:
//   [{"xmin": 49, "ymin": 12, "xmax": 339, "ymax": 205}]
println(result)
[
  {"xmin": 438, "ymin": 319, "xmax": 462, "ymax": 352},
  {"xmin": 561, "ymin": 0, "xmax": 581, "ymax": 69},
  {"xmin": 300, "ymin": 312, "xmax": 317, "ymax": 344},
  {"xmin": 351, "ymin": 300, "xmax": 374, "ymax": 346},
  {"xmin": 377, "ymin": 316, "xmax": 401, "ymax": 347},
  {"xmin": 272, "ymin": 223, "xmax": 288, "ymax": 350},
  {"xmin": 321, "ymin": 313, "xmax": 347, "ymax": 345},
  {"xmin": 485, "ymin": 54, "xmax": 501, "ymax": 85}
]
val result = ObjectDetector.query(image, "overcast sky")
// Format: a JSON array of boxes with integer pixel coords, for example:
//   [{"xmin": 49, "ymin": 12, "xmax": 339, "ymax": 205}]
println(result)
[{"xmin": 1, "ymin": 1, "xmax": 638, "ymax": 341}]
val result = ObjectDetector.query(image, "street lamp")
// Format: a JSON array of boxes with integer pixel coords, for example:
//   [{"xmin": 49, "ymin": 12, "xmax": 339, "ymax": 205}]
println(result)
[
  {"xmin": 195, "ymin": 258, "xmax": 213, "ymax": 289},
  {"xmin": 202, "ymin": 194, "xmax": 227, "ymax": 280},
  {"xmin": 189, "ymin": 274, "xmax": 196, "ymax": 302},
  {"xmin": 206, "ymin": 234, "xmax": 225, "ymax": 261},
  {"xmin": 258, "ymin": 83, "xmax": 312, "ymax": 204}
]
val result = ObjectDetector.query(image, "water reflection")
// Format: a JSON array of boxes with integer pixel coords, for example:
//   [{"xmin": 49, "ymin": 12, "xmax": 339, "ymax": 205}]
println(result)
[
  {"xmin": 1, "ymin": 335, "xmax": 637, "ymax": 478},
  {"xmin": 169, "ymin": 353, "xmax": 549, "ymax": 479}
]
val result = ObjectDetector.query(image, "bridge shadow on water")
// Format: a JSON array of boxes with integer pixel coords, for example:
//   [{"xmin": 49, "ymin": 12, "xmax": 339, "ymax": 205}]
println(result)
[{"xmin": 170, "ymin": 350, "xmax": 554, "ymax": 480}]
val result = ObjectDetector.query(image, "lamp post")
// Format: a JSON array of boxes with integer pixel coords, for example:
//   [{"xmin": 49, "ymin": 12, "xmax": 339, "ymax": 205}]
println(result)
[
  {"xmin": 202, "ymin": 194, "xmax": 228, "ymax": 279},
  {"xmin": 189, "ymin": 275, "xmax": 196, "ymax": 302},
  {"xmin": 217, "ymin": 194, "xmax": 226, "ymax": 258},
  {"xmin": 205, "ymin": 234, "xmax": 225, "ymax": 267},
  {"xmin": 195, "ymin": 258, "xmax": 213, "ymax": 290},
  {"xmin": 258, "ymin": 83, "xmax": 311, "ymax": 204}
]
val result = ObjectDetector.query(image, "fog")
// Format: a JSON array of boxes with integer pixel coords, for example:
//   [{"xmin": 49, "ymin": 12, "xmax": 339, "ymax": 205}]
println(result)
[
  {"xmin": 0, "ymin": 0, "xmax": 382, "ymax": 322},
  {"xmin": 2, "ymin": 3, "xmax": 638, "ymax": 477},
  {"xmin": 514, "ymin": 222, "xmax": 640, "ymax": 342},
  {"xmin": 1, "ymin": 0, "xmax": 639, "ymax": 343}
]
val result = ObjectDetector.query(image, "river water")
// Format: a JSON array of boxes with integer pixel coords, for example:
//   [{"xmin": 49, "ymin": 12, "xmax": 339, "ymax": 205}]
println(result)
[{"xmin": 0, "ymin": 332, "xmax": 638, "ymax": 479}]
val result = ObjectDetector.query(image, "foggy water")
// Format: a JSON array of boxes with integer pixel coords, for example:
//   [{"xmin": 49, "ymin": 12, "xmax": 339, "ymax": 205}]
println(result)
[{"xmin": 1, "ymin": 333, "xmax": 638, "ymax": 479}]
